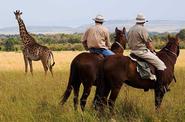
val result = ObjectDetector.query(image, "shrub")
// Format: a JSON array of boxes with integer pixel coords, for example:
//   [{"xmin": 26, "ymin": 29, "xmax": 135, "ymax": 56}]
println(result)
[{"xmin": 3, "ymin": 38, "xmax": 16, "ymax": 51}]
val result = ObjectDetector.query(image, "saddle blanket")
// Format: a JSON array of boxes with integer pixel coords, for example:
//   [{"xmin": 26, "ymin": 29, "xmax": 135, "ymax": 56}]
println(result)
[{"xmin": 129, "ymin": 55, "xmax": 156, "ymax": 81}]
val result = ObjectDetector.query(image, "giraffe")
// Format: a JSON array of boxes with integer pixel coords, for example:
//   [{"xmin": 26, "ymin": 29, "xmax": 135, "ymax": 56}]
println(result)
[{"xmin": 14, "ymin": 10, "xmax": 55, "ymax": 76}]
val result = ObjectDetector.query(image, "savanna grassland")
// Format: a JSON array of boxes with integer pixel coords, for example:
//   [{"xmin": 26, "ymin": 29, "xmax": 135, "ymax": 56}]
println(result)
[{"xmin": 0, "ymin": 50, "xmax": 185, "ymax": 122}]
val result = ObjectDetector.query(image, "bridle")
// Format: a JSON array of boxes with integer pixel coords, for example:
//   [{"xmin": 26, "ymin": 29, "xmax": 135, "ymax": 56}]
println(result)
[
  {"xmin": 115, "ymin": 41, "xmax": 125, "ymax": 50},
  {"xmin": 164, "ymin": 48, "xmax": 178, "ymax": 57},
  {"xmin": 114, "ymin": 33, "xmax": 126, "ymax": 50}
]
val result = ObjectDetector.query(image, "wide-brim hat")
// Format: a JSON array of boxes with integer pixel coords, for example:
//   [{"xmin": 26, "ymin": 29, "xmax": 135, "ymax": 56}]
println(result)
[
  {"xmin": 93, "ymin": 15, "xmax": 105, "ymax": 22},
  {"xmin": 136, "ymin": 13, "xmax": 148, "ymax": 23}
]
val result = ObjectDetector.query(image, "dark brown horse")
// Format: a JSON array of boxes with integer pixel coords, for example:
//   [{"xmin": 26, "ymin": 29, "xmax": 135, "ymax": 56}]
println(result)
[
  {"xmin": 60, "ymin": 27, "xmax": 127, "ymax": 111},
  {"xmin": 96, "ymin": 34, "xmax": 180, "ymax": 114}
]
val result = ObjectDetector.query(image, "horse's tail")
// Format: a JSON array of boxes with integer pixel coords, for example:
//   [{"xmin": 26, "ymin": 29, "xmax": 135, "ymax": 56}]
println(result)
[{"xmin": 60, "ymin": 62, "xmax": 77, "ymax": 106}]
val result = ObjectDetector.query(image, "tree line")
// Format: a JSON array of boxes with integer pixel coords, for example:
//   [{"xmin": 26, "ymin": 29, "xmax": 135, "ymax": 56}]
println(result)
[{"xmin": 0, "ymin": 29, "xmax": 185, "ymax": 51}]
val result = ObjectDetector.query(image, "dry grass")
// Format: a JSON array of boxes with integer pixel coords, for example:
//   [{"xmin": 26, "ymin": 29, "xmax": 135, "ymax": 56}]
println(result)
[{"xmin": 0, "ymin": 50, "xmax": 185, "ymax": 122}]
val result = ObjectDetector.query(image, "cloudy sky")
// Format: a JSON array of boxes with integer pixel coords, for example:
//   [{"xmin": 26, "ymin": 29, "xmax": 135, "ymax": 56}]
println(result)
[{"xmin": 0, "ymin": 0, "xmax": 184, "ymax": 28}]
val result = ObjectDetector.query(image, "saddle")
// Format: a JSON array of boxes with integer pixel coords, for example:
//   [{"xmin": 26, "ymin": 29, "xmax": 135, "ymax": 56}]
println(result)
[
  {"xmin": 129, "ymin": 53, "xmax": 156, "ymax": 81},
  {"xmin": 90, "ymin": 52, "xmax": 105, "ymax": 59}
]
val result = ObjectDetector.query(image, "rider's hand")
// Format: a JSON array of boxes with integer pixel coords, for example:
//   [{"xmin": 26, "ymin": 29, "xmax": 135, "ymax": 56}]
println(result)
[{"xmin": 82, "ymin": 41, "xmax": 88, "ymax": 51}]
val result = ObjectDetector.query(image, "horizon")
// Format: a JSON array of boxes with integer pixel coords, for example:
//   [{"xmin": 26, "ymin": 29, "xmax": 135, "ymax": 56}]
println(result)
[
  {"xmin": 0, "ymin": 0, "xmax": 185, "ymax": 28},
  {"xmin": 1, "ymin": 19, "xmax": 185, "ymax": 29}
]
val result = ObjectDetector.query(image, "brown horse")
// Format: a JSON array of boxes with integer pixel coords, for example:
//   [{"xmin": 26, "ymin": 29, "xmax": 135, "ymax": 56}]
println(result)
[
  {"xmin": 60, "ymin": 27, "xmax": 127, "ymax": 111},
  {"xmin": 96, "ymin": 34, "xmax": 180, "ymax": 114}
]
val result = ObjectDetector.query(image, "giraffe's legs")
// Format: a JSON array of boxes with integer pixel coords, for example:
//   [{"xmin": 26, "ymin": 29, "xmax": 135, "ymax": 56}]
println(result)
[
  {"xmin": 23, "ymin": 54, "xmax": 28, "ymax": 74},
  {"xmin": 41, "ymin": 59, "xmax": 48, "ymax": 76},
  {"xmin": 49, "ymin": 66, "xmax": 54, "ymax": 77},
  {"xmin": 48, "ymin": 54, "xmax": 54, "ymax": 77},
  {"xmin": 28, "ymin": 59, "xmax": 33, "ymax": 75}
]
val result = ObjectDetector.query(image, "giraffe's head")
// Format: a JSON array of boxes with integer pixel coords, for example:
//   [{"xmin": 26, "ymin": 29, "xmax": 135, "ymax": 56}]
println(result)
[{"xmin": 14, "ymin": 10, "xmax": 22, "ymax": 20}]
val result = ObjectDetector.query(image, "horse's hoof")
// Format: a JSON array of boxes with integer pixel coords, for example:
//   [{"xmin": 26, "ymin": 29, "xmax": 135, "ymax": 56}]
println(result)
[
  {"xmin": 144, "ymin": 89, "xmax": 149, "ymax": 92},
  {"xmin": 166, "ymin": 87, "xmax": 171, "ymax": 92}
]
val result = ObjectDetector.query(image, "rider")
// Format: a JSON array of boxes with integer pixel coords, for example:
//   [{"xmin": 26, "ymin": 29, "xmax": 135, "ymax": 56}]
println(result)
[
  {"xmin": 127, "ymin": 13, "xmax": 167, "ymax": 93},
  {"xmin": 81, "ymin": 15, "xmax": 114, "ymax": 56}
]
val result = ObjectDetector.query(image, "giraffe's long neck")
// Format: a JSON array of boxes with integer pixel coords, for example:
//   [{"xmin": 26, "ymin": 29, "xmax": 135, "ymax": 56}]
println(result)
[{"xmin": 17, "ymin": 18, "xmax": 35, "ymax": 46}]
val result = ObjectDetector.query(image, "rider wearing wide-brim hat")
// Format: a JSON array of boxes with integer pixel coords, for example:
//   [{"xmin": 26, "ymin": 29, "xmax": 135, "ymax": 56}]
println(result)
[
  {"xmin": 135, "ymin": 13, "xmax": 148, "ymax": 23},
  {"xmin": 81, "ymin": 15, "xmax": 114, "ymax": 56},
  {"xmin": 128, "ymin": 13, "xmax": 167, "ymax": 93},
  {"xmin": 92, "ymin": 15, "xmax": 105, "ymax": 23}
]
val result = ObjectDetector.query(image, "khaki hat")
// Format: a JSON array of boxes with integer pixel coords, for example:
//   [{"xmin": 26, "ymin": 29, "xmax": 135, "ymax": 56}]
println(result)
[
  {"xmin": 136, "ymin": 13, "xmax": 148, "ymax": 23},
  {"xmin": 93, "ymin": 15, "xmax": 105, "ymax": 22}
]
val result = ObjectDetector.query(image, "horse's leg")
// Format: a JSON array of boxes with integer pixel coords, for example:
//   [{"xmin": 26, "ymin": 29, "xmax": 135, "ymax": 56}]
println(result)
[
  {"xmin": 108, "ymin": 86, "xmax": 122, "ymax": 116},
  {"xmin": 93, "ymin": 84, "xmax": 102, "ymax": 109},
  {"xmin": 102, "ymin": 86, "xmax": 111, "ymax": 106},
  {"xmin": 97, "ymin": 85, "xmax": 111, "ymax": 113},
  {"xmin": 73, "ymin": 83, "xmax": 80, "ymax": 111},
  {"xmin": 155, "ymin": 70, "xmax": 165, "ymax": 111},
  {"xmin": 80, "ymin": 83, "xmax": 92, "ymax": 111},
  {"xmin": 28, "ymin": 59, "xmax": 33, "ymax": 75},
  {"xmin": 154, "ymin": 88, "xmax": 164, "ymax": 111}
]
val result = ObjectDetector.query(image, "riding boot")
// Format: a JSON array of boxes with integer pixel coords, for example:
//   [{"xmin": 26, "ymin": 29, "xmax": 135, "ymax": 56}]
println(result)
[{"xmin": 156, "ymin": 70, "xmax": 166, "ymax": 94}]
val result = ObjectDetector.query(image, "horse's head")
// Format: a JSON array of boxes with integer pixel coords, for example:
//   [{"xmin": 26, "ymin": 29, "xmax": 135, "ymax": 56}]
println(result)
[
  {"xmin": 115, "ymin": 27, "xmax": 127, "ymax": 49},
  {"xmin": 111, "ymin": 27, "xmax": 127, "ymax": 54},
  {"xmin": 164, "ymin": 34, "xmax": 180, "ymax": 57}
]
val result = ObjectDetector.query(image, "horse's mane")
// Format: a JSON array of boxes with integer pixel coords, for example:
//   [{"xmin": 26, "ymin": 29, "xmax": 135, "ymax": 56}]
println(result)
[{"xmin": 156, "ymin": 38, "xmax": 179, "ymax": 66}]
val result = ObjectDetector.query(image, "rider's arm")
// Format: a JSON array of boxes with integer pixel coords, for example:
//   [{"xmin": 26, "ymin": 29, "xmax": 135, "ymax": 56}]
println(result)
[
  {"xmin": 81, "ymin": 29, "xmax": 89, "ymax": 50},
  {"xmin": 142, "ymin": 28, "xmax": 155, "ymax": 52},
  {"xmin": 105, "ymin": 31, "xmax": 111, "ymax": 49},
  {"xmin": 146, "ymin": 40, "xmax": 155, "ymax": 53},
  {"xmin": 82, "ymin": 41, "xmax": 88, "ymax": 50}
]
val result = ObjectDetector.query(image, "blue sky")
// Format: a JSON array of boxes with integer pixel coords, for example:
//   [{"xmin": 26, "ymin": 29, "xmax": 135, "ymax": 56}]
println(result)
[{"xmin": 1, "ymin": 0, "xmax": 185, "ymax": 28}]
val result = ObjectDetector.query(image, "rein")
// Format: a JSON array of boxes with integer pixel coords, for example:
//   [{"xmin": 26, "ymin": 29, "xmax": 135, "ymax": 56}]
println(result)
[
  {"xmin": 164, "ymin": 47, "xmax": 178, "ymax": 83},
  {"xmin": 115, "ymin": 41, "xmax": 125, "ymax": 50},
  {"xmin": 164, "ymin": 48, "xmax": 177, "ymax": 57},
  {"xmin": 114, "ymin": 41, "xmax": 124, "ymax": 50}
]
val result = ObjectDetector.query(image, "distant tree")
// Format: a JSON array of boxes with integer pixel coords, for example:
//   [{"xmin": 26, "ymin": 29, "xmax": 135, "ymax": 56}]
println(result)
[
  {"xmin": 4, "ymin": 38, "xmax": 16, "ymax": 51},
  {"xmin": 178, "ymin": 29, "xmax": 185, "ymax": 40}
]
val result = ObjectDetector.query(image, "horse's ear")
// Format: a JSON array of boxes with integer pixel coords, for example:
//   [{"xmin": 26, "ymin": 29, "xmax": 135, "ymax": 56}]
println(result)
[
  {"xmin": 115, "ymin": 27, "xmax": 118, "ymax": 32},
  {"xmin": 176, "ymin": 33, "xmax": 179, "ymax": 40},
  {"xmin": 123, "ymin": 27, "xmax": 126, "ymax": 34}
]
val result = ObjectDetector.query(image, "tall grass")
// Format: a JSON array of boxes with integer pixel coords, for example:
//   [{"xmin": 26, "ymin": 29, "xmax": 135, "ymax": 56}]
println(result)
[{"xmin": 0, "ymin": 51, "xmax": 185, "ymax": 122}]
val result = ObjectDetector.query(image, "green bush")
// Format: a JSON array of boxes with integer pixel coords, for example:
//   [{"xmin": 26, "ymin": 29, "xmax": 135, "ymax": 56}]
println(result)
[
  {"xmin": 1, "ymin": 30, "xmax": 185, "ymax": 52},
  {"xmin": 72, "ymin": 43, "xmax": 84, "ymax": 51},
  {"xmin": 3, "ymin": 38, "xmax": 16, "ymax": 51},
  {"xmin": 47, "ymin": 43, "xmax": 84, "ymax": 51},
  {"xmin": 179, "ymin": 29, "xmax": 185, "ymax": 40}
]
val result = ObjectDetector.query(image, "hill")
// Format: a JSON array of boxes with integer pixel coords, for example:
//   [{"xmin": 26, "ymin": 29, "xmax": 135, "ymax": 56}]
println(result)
[{"xmin": 0, "ymin": 20, "xmax": 185, "ymax": 34}]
